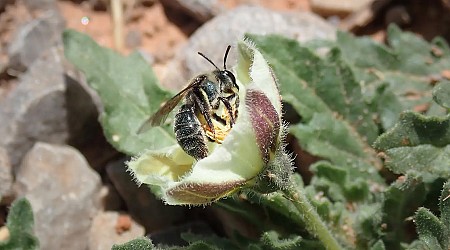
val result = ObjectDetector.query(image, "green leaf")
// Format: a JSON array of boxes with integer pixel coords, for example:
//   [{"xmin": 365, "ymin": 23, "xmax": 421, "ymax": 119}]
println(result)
[
  {"xmin": 335, "ymin": 25, "xmax": 450, "ymax": 127},
  {"xmin": 381, "ymin": 177, "xmax": 427, "ymax": 249},
  {"xmin": 111, "ymin": 237, "xmax": 154, "ymax": 250},
  {"xmin": 63, "ymin": 29, "xmax": 176, "ymax": 155},
  {"xmin": 181, "ymin": 233, "xmax": 238, "ymax": 249},
  {"xmin": 0, "ymin": 198, "xmax": 39, "ymax": 250},
  {"xmin": 414, "ymin": 208, "xmax": 448, "ymax": 250},
  {"xmin": 439, "ymin": 181, "xmax": 450, "ymax": 235},
  {"xmin": 247, "ymin": 34, "xmax": 383, "ymax": 184},
  {"xmin": 374, "ymin": 112, "xmax": 450, "ymax": 179},
  {"xmin": 411, "ymin": 181, "xmax": 450, "ymax": 250},
  {"xmin": 370, "ymin": 240, "xmax": 386, "ymax": 250},
  {"xmin": 310, "ymin": 161, "xmax": 370, "ymax": 202},
  {"xmin": 433, "ymin": 81, "xmax": 450, "ymax": 109},
  {"xmin": 259, "ymin": 231, "xmax": 322, "ymax": 250}
]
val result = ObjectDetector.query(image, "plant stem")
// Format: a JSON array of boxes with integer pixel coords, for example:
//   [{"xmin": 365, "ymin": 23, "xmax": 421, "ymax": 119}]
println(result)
[
  {"xmin": 111, "ymin": 0, "xmax": 124, "ymax": 52},
  {"xmin": 282, "ymin": 186, "xmax": 343, "ymax": 250}
]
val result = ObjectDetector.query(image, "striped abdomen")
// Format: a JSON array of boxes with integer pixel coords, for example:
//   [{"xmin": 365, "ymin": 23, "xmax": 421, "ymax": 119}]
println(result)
[{"xmin": 174, "ymin": 104, "xmax": 208, "ymax": 160}]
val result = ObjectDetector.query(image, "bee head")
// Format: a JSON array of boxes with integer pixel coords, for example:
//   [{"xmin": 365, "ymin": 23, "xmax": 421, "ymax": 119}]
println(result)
[
  {"xmin": 216, "ymin": 69, "xmax": 238, "ymax": 93},
  {"xmin": 198, "ymin": 46, "xmax": 239, "ymax": 93}
]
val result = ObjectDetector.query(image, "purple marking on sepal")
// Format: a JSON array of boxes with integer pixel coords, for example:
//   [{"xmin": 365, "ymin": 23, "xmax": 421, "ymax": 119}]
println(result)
[{"xmin": 245, "ymin": 89, "xmax": 280, "ymax": 163}]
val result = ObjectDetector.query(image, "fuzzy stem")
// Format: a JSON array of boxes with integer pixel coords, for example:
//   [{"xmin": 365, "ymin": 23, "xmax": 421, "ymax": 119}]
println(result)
[{"xmin": 282, "ymin": 186, "xmax": 343, "ymax": 250}]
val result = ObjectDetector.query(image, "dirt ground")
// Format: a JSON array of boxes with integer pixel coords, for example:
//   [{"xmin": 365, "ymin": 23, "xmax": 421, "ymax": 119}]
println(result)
[{"xmin": 2, "ymin": 0, "xmax": 449, "ymax": 81}]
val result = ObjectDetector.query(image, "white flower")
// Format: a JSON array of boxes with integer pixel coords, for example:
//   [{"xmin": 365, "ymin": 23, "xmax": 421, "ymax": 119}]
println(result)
[{"xmin": 127, "ymin": 40, "xmax": 291, "ymax": 205}]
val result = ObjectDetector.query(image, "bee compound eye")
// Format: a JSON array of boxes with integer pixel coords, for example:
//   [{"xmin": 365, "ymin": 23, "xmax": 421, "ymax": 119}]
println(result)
[{"xmin": 224, "ymin": 70, "xmax": 236, "ymax": 85}]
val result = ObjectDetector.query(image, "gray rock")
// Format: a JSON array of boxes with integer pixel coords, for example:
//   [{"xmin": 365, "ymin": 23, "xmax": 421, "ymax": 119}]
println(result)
[
  {"xmin": 0, "ymin": 48, "xmax": 68, "ymax": 168},
  {"xmin": 23, "ymin": 0, "xmax": 58, "ymax": 12},
  {"xmin": 89, "ymin": 211, "xmax": 145, "ymax": 250},
  {"xmin": 0, "ymin": 147, "xmax": 13, "ymax": 202},
  {"xmin": 15, "ymin": 142, "xmax": 101, "ymax": 250},
  {"xmin": 160, "ymin": 0, "xmax": 224, "ymax": 23},
  {"xmin": 161, "ymin": 6, "xmax": 336, "ymax": 90},
  {"xmin": 106, "ymin": 158, "xmax": 185, "ymax": 232},
  {"xmin": 8, "ymin": 9, "xmax": 65, "ymax": 71}
]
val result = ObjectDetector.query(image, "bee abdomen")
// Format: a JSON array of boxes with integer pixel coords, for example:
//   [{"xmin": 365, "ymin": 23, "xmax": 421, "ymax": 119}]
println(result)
[{"xmin": 174, "ymin": 104, "xmax": 208, "ymax": 160}]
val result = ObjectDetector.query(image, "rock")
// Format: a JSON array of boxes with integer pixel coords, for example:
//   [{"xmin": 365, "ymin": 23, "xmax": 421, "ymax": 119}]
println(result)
[
  {"xmin": 160, "ymin": 0, "xmax": 224, "ymax": 23},
  {"xmin": 310, "ymin": 0, "xmax": 374, "ymax": 17},
  {"xmin": 384, "ymin": 5, "xmax": 411, "ymax": 27},
  {"xmin": 15, "ymin": 142, "xmax": 101, "ymax": 250},
  {"xmin": 63, "ymin": 71, "xmax": 117, "ymax": 171},
  {"xmin": 7, "ymin": 9, "xmax": 65, "ymax": 71},
  {"xmin": 0, "ymin": 147, "xmax": 13, "ymax": 202},
  {"xmin": 161, "ymin": 6, "xmax": 336, "ymax": 90},
  {"xmin": 89, "ymin": 211, "xmax": 145, "ymax": 250},
  {"xmin": 0, "ymin": 48, "xmax": 68, "ymax": 168},
  {"xmin": 106, "ymin": 158, "xmax": 185, "ymax": 232},
  {"xmin": 22, "ymin": 0, "xmax": 58, "ymax": 12}
]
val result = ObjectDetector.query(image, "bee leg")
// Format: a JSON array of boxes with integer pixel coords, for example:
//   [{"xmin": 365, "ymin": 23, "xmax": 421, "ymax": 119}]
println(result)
[
  {"xmin": 192, "ymin": 90, "xmax": 216, "ymax": 137},
  {"xmin": 219, "ymin": 94, "xmax": 239, "ymax": 127}
]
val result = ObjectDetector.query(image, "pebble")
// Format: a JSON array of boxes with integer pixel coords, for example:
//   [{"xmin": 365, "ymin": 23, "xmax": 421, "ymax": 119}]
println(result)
[
  {"xmin": 14, "ymin": 142, "xmax": 101, "ymax": 250},
  {"xmin": 106, "ymin": 158, "xmax": 185, "ymax": 232},
  {"xmin": 161, "ymin": 6, "xmax": 336, "ymax": 90},
  {"xmin": 89, "ymin": 211, "xmax": 145, "ymax": 250}
]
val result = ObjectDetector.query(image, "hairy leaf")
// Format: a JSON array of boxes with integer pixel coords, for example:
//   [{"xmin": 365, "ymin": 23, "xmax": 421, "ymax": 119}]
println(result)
[
  {"xmin": 0, "ymin": 198, "xmax": 38, "ymax": 250},
  {"xmin": 335, "ymin": 25, "xmax": 450, "ymax": 127},
  {"xmin": 415, "ymin": 208, "xmax": 447, "ymax": 250},
  {"xmin": 433, "ymin": 81, "xmax": 450, "ymax": 109},
  {"xmin": 63, "ymin": 30, "xmax": 176, "ymax": 155},
  {"xmin": 409, "ymin": 181, "xmax": 450, "ymax": 250},
  {"xmin": 247, "ymin": 34, "xmax": 383, "ymax": 183},
  {"xmin": 381, "ymin": 177, "xmax": 427, "ymax": 249},
  {"xmin": 112, "ymin": 237, "xmax": 154, "ymax": 250},
  {"xmin": 374, "ymin": 112, "xmax": 450, "ymax": 179}
]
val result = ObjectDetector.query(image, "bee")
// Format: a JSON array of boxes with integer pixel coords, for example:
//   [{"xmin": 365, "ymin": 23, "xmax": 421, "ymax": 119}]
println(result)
[{"xmin": 138, "ymin": 46, "xmax": 239, "ymax": 160}]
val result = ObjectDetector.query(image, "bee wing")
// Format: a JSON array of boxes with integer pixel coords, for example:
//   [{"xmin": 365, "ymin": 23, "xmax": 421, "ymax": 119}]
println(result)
[{"xmin": 137, "ymin": 76, "xmax": 205, "ymax": 134}]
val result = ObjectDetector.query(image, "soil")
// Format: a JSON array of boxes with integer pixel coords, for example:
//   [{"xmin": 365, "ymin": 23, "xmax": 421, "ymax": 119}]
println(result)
[{"xmin": 1, "ymin": 0, "xmax": 449, "ymax": 80}]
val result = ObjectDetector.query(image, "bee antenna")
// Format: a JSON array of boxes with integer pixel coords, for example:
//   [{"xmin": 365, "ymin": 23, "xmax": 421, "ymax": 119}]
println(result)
[
  {"xmin": 198, "ymin": 51, "xmax": 220, "ymax": 71},
  {"xmin": 223, "ymin": 45, "xmax": 231, "ymax": 70}
]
